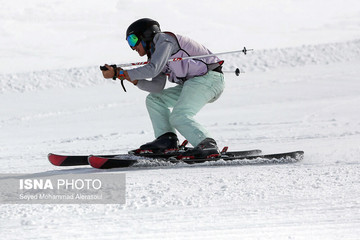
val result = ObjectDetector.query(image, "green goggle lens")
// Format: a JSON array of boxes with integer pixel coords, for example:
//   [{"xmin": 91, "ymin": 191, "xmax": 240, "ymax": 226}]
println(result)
[{"xmin": 127, "ymin": 34, "xmax": 139, "ymax": 47}]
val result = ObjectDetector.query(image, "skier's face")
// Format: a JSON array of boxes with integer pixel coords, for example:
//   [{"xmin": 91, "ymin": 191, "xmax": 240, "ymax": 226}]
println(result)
[{"xmin": 132, "ymin": 43, "xmax": 146, "ymax": 57}]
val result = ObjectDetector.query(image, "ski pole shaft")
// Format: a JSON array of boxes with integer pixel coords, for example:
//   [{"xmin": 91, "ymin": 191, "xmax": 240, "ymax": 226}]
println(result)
[
  {"xmin": 100, "ymin": 47, "xmax": 252, "ymax": 69},
  {"xmin": 165, "ymin": 47, "xmax": 252, "ymax": 65},
  {"xmin": 223, "ymin": 68, "xmax": 242, "ymax": 76}
]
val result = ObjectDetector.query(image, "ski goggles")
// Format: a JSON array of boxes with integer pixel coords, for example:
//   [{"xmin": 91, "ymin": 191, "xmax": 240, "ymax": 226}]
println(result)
[{"xmin": 127, "ymin": 34, "xmax": 140, "ymax": 47}]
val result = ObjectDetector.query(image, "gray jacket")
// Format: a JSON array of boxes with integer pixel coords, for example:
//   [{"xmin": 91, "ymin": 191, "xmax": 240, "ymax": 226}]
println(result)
[{"xmin": 127, "ymin": 32, "xmax": 222, "ymax": 93}]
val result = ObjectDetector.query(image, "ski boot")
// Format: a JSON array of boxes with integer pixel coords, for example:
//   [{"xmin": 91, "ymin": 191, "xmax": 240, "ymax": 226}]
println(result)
[
  {"xmin": 176, "ymin": 138, "xmax": 220, "ymax": 160},
  {"xmin": 130, "ymin": 132, "xmax": 179, "ymax": 154}
]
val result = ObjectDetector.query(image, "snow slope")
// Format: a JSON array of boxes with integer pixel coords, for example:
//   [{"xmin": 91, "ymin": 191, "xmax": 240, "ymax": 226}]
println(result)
[
  {"xmin": 1, "ymin": 0, "xmax": 360, "ymax": 74},
  {"xmin": 1, "ymin": 0, "xmax": 360, "ymax": 239}
]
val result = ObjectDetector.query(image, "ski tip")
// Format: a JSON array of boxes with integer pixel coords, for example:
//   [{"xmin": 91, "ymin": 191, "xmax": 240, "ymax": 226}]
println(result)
[
  {"xmin": 275, "ymin": 150, "xmax": 304, "ymax": 161},
  {"xmin": 48, "ymin": 153, "xmax": 67, "ymax": 166},
  {"xmin": 295, "ymin": 150, "xmax": 305, "ymax": 159},
  {"xmin": 88, "ymin": 155, "xmax": 108, "ymax": 169},
  {"xmin": 292, "ymin": 150, "xmax": 304, "ymax": 155}
]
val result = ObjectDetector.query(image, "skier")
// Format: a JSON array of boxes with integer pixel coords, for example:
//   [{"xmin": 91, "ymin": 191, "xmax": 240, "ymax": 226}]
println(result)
[{"xmin": 101, "ymin": 18, "xmax": 225, "ymax": 159}]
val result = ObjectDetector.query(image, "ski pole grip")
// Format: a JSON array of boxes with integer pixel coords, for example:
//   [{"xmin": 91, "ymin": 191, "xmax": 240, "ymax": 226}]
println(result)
[
  {"xmin": 100, "ymin": 65, "xmax": 108, "ymax": 71},
  {"xmin": 100, "ymin": 65, "xmax": 118, "ymax": 75}
]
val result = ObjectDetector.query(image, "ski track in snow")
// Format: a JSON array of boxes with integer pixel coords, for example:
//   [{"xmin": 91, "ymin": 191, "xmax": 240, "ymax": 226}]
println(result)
[{"xmin": 1, "ymin": 38, "xmax": 360, "ymax": 239}]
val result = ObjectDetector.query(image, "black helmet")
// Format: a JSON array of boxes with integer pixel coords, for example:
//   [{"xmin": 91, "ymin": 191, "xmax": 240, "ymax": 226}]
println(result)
[{"xmin": 126, "ymin": 18, "xmax": 161, "ymax": 48}]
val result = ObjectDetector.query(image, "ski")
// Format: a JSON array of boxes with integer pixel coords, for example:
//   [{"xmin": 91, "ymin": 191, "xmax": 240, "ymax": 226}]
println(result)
[
  {"xmin": 180, "ymin": 151, "xmax": 304, "ymax": 164},
  {"xmin": 48, "ymin": 149, "xmax": 262, "ymax": 167},
  {"xmin": 87, "ymin": 149, "xmax": 297, "ymax": 169}
]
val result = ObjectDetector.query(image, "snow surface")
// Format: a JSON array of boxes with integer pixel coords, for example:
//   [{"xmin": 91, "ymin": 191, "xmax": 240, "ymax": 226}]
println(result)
[{"xmin": 1, "ymin": 0, "xmax": 360, "ymax": 239}]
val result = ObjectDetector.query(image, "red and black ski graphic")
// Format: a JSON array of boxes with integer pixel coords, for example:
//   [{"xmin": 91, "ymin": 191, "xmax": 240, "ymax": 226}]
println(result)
[{"xmin": 48, "ymin": 153, "xmax": 118, "ymax": 166}]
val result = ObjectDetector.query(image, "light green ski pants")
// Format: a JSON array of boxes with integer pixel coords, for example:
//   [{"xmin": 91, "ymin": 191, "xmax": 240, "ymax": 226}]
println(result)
[{"xmin": 145, "ymin": 71, "xmax": 225, "ymax": 147}]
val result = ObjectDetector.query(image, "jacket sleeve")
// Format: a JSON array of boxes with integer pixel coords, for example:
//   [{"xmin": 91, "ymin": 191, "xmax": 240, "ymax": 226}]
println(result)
[{"xmin": 136, "ymin": 73, "xmax": 167, "ymax": 93}]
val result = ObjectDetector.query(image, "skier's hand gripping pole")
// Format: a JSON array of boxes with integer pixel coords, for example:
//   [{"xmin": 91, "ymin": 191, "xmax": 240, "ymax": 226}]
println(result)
[{"xmin": 100, "ymin": 64, "xmax": 127, "ymax": 92}]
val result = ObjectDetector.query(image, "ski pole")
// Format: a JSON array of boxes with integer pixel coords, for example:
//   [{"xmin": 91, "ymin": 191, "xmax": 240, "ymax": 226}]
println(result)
[
  {"xmin": 100, "ymin": 47, "xmax": 252, "ymax": 69},
  {"xmin": 100, "ymin": 47, "xmax": 251, "ymax": 91}
]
